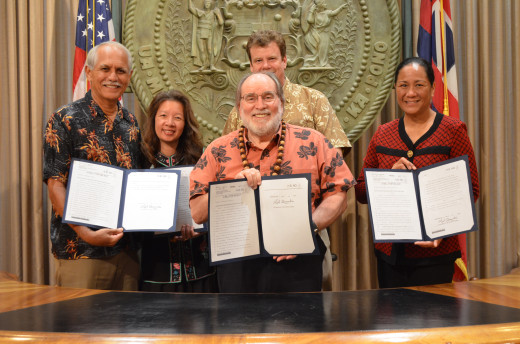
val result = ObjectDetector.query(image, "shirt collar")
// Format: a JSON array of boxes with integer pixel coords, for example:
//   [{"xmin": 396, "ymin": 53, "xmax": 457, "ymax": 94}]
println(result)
[
  {"xmin": 243, "ymin": 123, "xmax": 282, "ymax": 149},
  {"xmin": 155, "ymin": 151, "xmax": 181, "ymax": 167},
  {"xmin": 86, "ymin": 90, "xmax": 129, "ymax": 122}
]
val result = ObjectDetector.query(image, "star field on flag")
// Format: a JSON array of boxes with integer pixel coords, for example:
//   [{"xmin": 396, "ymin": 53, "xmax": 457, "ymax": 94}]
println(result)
[{"xmin": 72, "ymin": 0, "xmax": 116, "ymax": 101}]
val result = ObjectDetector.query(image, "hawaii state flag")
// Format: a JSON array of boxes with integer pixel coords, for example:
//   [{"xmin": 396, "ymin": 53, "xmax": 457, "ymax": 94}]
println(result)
[
  {"xmin": 417, "ymin": 0, "xmax": 467, "ymax": 282},
  {"xmin": 73, "ymin": 0, "xmax": 116, "ymax": 101}
]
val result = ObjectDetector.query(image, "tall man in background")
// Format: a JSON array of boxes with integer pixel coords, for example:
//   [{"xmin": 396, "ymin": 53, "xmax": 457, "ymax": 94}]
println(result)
[
  {"xmin": 224, "ymin": 30, "xmax": 350, "ymax": 151},
  {"xmin": 43, "ymin": 42, "xmax": 143, "ymax": 290}
]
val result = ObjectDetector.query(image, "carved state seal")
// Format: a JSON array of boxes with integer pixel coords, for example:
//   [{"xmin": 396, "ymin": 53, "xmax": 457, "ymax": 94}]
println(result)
[{"xmin": 123, "ymin": 0, "xmax": 400, "ymax": 145}]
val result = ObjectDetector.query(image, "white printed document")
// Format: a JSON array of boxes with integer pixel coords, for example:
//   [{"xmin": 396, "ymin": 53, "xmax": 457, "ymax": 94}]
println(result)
[
  {"xmin": 166, "ymin": 165, "xmax": 205, "ymax": 232},
  {"xmin": 63, "ymin": 159, "xmax": 180, "ymax": 232},
  {"xmin": 364, "ymin": 156, "xmax": 477, "ymax": 242},
  {"xmin": 207, "ymin": 174, "xmax": 318, "ymax": 265}
]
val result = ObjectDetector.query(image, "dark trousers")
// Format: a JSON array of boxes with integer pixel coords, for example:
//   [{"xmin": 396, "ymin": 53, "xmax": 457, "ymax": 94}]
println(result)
[
  {"xmin": 376, "ymin": 257, "xmax": 455, "ymax": 288},
  {"xmin": 217, "ymin": 236, "xmax": 326, "ymax": 293}
]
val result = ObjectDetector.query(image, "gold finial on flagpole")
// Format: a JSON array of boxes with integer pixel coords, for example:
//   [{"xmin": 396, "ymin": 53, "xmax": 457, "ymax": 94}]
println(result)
[{"xmin": 439, "ymin": 0, "xmax": 450, "ymax": 116}]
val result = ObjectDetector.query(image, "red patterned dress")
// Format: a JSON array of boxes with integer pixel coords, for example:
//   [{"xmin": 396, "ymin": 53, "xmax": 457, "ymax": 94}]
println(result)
[{"xmin": 355, "ymin": 113, "xmax": 479, "ymax": 286}]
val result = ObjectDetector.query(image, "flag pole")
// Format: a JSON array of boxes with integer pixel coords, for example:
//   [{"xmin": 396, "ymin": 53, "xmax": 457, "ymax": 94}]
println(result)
[
  {"xmin": 85, "ymin": 0, "xmax": 89, "ymax": 52},
  {"xmin": 440, "ymin": 0, "xmax": 468, "ymax": 281},
  {"xmin": 86, "ymin": 0, "xmax": 90, "ymax": 93},
  {"xmin": 93, "ymin": 0, "xmax": 96, "ymax": 48},
  {"xmin": 439, "ymin": 0, "xmax": 450, "ymax": 116}
]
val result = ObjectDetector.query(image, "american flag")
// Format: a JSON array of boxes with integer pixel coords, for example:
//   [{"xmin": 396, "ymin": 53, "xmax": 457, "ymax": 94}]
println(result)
[
  {"xmin": 417, "ymin": 0, "xmax": 467, "ymax": 281},
  {"xmin": 73, "ymin": 0, "xmax": 116, "ymax": 101}
]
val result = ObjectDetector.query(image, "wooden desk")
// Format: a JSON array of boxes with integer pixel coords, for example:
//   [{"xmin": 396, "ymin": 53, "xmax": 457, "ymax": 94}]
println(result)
[{"xmin": 0, "ymin": 270, "xmax": 519, "ymax": 343}]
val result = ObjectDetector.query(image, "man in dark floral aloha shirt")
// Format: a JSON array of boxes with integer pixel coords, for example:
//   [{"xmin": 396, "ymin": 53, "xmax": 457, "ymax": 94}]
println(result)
[{"xmin": 43, "ymin": 42, "xmax": 143, "ymax": 290}]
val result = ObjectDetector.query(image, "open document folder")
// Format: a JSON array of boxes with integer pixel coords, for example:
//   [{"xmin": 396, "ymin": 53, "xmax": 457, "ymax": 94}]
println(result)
[
  {"xmin": 364, "ymin": 155, "xmax": 477, "ymax": 243},
  {"xmin": 208, "ymin": 174, "xmax": 319, "ymax": 265},
  {"xmin": 62, "ymin": 158, "xmax": 180, "ymax": 232},
  {"xmin": 164, "ymin": 165, "xmax": 206, "ymax": 233}
]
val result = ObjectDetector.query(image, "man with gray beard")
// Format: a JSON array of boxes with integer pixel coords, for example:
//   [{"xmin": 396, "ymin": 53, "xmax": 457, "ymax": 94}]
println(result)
[{"xmin": 190, "ymin": 72, "xmax": 355, "ymax": 293}]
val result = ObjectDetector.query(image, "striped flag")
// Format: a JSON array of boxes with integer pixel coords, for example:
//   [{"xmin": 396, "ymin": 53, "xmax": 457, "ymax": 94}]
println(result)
[
  {"xmin": 73, "ymin": 0, "xmax": 116, "ymax": 101},
  {"xmin": 417, "ymin": 0, "xmax": 467, "ymax": 282}
]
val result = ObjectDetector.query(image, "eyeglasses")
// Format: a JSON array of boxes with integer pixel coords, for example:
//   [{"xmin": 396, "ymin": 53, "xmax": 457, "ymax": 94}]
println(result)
[{"xmin": 240, "ymin": 91, "xmax": 278, "ymax": 104}]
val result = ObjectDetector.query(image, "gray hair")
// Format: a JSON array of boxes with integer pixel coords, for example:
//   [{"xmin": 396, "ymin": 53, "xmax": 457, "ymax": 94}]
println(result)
[
  {"xmin": 85, "ymin": 41, "xmax": 133, "ymax": 71},
  {"xmin": 235, "ymin": 71, "xmax": 285, "ymax": 109}
]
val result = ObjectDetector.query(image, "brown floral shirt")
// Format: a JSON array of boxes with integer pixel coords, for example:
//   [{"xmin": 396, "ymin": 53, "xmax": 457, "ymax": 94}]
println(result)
[
  {"xmin": 223, "ymin": 78, "xmax": 352, "ymax": 152},
  {"xmin": 43, "ymin": 91, "xmax": 144, "ymax": 260}
]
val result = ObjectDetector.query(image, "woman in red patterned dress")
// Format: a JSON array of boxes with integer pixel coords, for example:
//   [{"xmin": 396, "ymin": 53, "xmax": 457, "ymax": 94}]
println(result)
[{"xmin": 355, "ymin": 57, "xmax": 479, "ymax": 288}]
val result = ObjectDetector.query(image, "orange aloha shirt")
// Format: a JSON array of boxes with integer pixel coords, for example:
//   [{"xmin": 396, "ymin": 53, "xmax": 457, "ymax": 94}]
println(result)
[{"xmin": 190, "ymin": 123, "xmax": 355, "ymax": 211}]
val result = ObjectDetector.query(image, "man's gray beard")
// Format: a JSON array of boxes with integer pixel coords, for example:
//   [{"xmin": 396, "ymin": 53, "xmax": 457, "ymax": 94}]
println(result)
[{"xmin": 241, "ymin": 105, "xmax": 283, "ymax": 139}]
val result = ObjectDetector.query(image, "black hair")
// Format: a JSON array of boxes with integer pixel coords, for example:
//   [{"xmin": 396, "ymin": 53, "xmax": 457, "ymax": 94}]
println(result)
[{"xmin": 394, "ymin": 57, "xmax": 434, "ymax": 85}]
